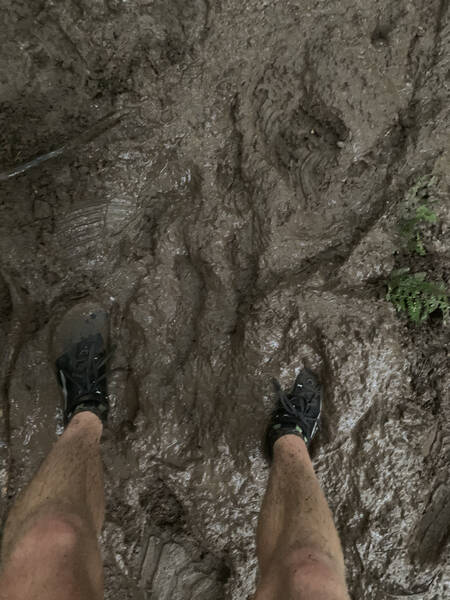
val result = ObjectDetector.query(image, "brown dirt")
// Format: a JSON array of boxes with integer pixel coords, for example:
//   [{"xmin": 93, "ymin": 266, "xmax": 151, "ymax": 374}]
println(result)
[{"xmin": 0, "ymin": 1, "xmax": 449, "ymax": 598}]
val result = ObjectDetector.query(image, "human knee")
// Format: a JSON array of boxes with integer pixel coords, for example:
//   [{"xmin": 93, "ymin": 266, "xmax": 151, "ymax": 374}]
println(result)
[
  {"xmin": 283, "ymin": 547, "xmax": 348, "ymax": 599},
  {"xmin": 255, "ymin": 548, "xmax": 348, "ymax": 600},
  {"xmin": 284, "ymin": 545, "xmax": 336, "ymax": 574},
  {"xmin": 1, "ymin": 511, "xmax": 103, "ymax": 600},
  {"xmin": 8, "ymin": 511, "xmax": 86, "ymax": 563}
]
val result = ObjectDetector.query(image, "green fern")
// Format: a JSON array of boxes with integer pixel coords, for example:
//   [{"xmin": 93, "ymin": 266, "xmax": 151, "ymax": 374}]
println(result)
[
  {"xmin": 415, "ymin": 204, "xmax": 437, "ymax": 224},
  {"xmin": 405, "ymin": 174, "xmax": 437, "ymax": 203},
  {"xmin": 400, "ymin": 175, "xmax": 438, "ymax": 256},
  {"xmin": 386, "ymin": 271, "xmax": 450, "ymax": 324},
  {"xmin": 413, "ymin": 232, "xmax": 426, "ymax": 256}
]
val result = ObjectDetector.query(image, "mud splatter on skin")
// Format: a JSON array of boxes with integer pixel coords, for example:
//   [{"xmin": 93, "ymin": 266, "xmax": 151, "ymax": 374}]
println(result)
[{"xmin": 0, "ymin": 1, "xmax": 449, "ymax": 598}]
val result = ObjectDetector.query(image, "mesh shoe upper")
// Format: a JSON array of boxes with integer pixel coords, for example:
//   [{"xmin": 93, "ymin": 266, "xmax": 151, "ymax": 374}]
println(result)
[
  {"xmin": 265, "ymin": 368, "xmax": 322, "ymax": 459},
  {"xmin": 56, "ymin": 333, "xmax": 109, "ymax": 425},
  {"xmin": 52, "ymin": 303, "xmax": 110, "ymax": 426}
]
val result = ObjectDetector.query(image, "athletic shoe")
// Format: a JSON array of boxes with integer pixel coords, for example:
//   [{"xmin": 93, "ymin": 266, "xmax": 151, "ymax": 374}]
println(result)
[
  {"xmin": 52, "ymin": 302, "xmax": 110, "ymax": 425},
  {"xmin": 265, "ymin": 368, "xmax": 322, "ymax": 459}
]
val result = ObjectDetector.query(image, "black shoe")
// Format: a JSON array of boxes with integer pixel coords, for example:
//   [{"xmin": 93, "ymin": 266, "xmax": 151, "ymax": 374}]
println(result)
[
  {"xmin": 52, "ymin": 303, "xmax": 110, "ymax": 426},
  {"xmin": 265, "ymin": 368, "xmax": 322, "ymax": 460}
]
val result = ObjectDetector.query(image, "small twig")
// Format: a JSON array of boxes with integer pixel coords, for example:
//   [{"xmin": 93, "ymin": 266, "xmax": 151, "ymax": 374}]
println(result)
[{"xmin": 0, "ymin": 110, "xmax": 127, "ymax": 182}]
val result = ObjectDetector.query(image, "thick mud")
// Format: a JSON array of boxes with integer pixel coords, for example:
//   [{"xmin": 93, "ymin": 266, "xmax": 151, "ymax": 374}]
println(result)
[{"xmin": 0, "ymin": 1, "xmax": 449, "ymax": 598}]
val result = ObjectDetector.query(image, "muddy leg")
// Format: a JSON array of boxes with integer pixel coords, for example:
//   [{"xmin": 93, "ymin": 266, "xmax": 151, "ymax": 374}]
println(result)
[
  {"xmin": 254, "ymin": 435, "xmax": 349, "ymax": 600},
  {"xmin": 0, "ymin": 412, "xmax": 104, "ymax": 600}
]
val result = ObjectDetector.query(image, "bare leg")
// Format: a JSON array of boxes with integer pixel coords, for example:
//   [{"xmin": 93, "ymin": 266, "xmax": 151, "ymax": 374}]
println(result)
[
  {"xmin": 254, "ymin": 435, "xmax": 349, "ymax": 600},
  {"xmin": 0, "ymin": 411, "xmax": 104, "ymax": 600}
]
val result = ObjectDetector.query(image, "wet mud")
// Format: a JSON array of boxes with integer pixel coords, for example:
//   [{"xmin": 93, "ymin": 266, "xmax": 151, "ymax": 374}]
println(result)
[{"xmin": 0, "ymin": 1, "xmax": 449, "ymax": 598}]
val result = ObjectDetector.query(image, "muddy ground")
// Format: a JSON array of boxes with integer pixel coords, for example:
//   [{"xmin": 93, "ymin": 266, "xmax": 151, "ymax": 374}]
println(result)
[{"xmin": 0, "ymin": 1, "xmax": 449, "ymax": 598}]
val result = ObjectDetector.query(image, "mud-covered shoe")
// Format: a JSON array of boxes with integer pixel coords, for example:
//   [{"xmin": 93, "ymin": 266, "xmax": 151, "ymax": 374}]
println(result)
[
  {"xmin": 265, "ymin": 368, "xmax": 322, "ymax": 459},
  {"xmin": 52, "ymin": 303, "xmax": 110, "ymax": 426}
]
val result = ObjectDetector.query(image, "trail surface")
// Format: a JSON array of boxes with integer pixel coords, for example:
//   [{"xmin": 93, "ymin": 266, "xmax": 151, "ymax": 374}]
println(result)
[{"xmin": 0, "ymin": 1, "xmax": 449, "ymax": 598}]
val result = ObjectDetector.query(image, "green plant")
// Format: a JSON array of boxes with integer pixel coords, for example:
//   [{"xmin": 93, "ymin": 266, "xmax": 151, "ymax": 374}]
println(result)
[
  {"xmin": 386, "ymin": 270, "xmax": 450, "ymax": 324},
  {"xmin": 400, "ymin": 175, "xmax": 438, "ymax": 255}
]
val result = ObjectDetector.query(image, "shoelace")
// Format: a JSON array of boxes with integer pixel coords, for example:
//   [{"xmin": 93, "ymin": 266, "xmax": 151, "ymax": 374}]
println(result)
[
  {"xmin": 273, "ymin": 378, "xmax": 318, "ymax": 427},
  {"xmin": 61, "ymin": 340, "xmax": 110, "ymax": 398}
]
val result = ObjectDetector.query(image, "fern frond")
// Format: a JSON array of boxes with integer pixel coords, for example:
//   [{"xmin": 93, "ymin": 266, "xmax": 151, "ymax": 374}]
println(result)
[{"xmin": 386, "ymin": 272, "xmax": 449, "ymax": 324}]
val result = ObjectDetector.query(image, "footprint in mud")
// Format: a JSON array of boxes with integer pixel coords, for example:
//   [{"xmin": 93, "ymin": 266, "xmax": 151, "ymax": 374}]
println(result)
[
  {"xmin": 101, "ymin": 469, "xmax": 230, "ymax": 600},
  {"xmin": 53, "ymin": 199, "xmax": 113, "ymax": 268},
  {"xmin": 251, "ymin": 45, "xmax": 349, "ymax": 209},
  {"xmin": 138, "ymin": 534, "xmax": 228, "ymax": 599},
  {"xmin": 409, "ymin": 482, "xmax": 450, "ymax": 565},
  {"xmin": 50, "ymin": 157, "xmax": 199, "ymax": 272}
]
